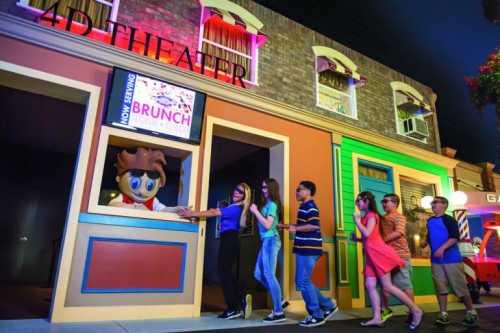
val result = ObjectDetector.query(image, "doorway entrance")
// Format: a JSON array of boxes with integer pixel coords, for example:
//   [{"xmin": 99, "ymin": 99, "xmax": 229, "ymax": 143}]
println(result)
[
  {"xmin": 0, "ymin": 74, "xmax": 86, "ymax": 319},
  {"xmin": 199, "ymin": 117, "xmax": 289, "ymax": 314}
]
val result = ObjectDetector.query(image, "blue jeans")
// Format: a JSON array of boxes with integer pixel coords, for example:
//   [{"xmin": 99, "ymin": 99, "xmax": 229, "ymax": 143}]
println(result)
[
  {"xmin": 254, "ymin": 235, "xmax": 283, "ymax": 313},
  {"xmin": 295, "ymin": 254, "xmax": 334, "ymax": 318}
]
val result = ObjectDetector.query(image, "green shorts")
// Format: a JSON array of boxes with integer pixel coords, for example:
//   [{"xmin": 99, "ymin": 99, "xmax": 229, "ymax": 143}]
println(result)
[{"xmin": 392, "ymin": 258, "xmax": 413, "ymax": 290}]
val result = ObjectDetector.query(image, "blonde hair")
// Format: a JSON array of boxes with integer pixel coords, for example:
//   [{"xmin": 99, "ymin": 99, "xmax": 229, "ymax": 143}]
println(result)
[{"xmin": 237, "ymin": 182, "xmax": 252, "ymax": 229}]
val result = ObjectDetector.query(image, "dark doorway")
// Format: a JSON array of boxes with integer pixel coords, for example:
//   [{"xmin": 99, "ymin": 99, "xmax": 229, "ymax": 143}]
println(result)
[
  {"xmin": 0, "ymin": 85, "xmax": 85, "ymax": 319},
  {"xmin": 201, "ymin": 136, "xmax": 270, "ymax": 312}
]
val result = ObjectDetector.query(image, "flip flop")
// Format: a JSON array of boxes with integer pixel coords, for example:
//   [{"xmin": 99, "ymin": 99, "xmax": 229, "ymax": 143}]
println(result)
[{"xmin": 360, "ymin": 320, "xmax": 384, "ymax": 327}]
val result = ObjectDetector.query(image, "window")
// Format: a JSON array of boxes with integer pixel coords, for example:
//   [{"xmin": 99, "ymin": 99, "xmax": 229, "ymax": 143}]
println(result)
[
  {"xmin": 198, "ymin": 1, "xmax": 267, "ymax": 85},
  {"xmin": 391, "ymin": 81, "xmax": 433, "ymax": 143},
  {"xmin": 17, "ymin": 0, "xmax": 120, "ymax": 31},
  {"xmin": 200, "ymin": 16, "xmax": 254, "ymax": 82},
  {"xmin": 88, "ymin": 126, "xmax": 199, "ymax": 222},
  {"xmin": 400, "ymin": 177, "xmax": 435, "ymax": 258},
  {"xmin": 313, "ymin": 46, "xmax": 365, "ymax": 119}
]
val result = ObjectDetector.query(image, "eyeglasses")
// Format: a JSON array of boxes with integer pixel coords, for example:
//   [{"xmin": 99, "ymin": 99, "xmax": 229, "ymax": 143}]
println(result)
[
  {"xmin": 129, "ymin": 169, "xmax": 161, "ymax": 179},
  {"xmin": 356, "ymin": 197, "xmax": 365, "ymax": 202},
  {"xmin": 235, "ymin": 187, "xmax": 245, "ymax": 195},
  {"xmin": 381, "ymin": 199, "xmax": 394, "ymax": 204},
  {"xmin": 296, "ymin": 187, "xmax": 305, "ymax": 192},
  {"xmin": 262, "ymin": 185, "xmax": 268, "ymax": 189}
]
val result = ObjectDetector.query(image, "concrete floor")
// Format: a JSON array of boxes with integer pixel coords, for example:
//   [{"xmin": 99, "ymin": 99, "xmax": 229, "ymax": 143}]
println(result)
[{"xmin": 1, "ymin": 296, "xmax": 499, "ymax": 333}]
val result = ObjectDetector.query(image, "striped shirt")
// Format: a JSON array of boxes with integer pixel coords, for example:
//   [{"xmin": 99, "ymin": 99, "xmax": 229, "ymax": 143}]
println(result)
[{"xmin": 293, "ymin": 200, "xmax": 323, "ymax": 256}]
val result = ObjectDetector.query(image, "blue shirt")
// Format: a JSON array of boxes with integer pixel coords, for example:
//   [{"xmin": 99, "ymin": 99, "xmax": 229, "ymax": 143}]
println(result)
[
  {"xmin": 220, "ymin": 204, "xmax": 243, "ymax": 234},
  {"xmin": 258, "ymin": 201, "xmax": 279, "ymax": 239},
  {"xmin": 293, "ymin": 200, "xmax": 323, "ymax": 256},
  {"xmin": 427, "ymin": 215, "xmax": 462, "ymax": 264}
]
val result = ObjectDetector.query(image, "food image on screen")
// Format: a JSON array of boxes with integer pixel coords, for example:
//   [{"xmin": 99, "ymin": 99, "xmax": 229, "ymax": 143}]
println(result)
[{"xmin": 116, "ymin": 72, "xmax": 197, "ymax": 139}]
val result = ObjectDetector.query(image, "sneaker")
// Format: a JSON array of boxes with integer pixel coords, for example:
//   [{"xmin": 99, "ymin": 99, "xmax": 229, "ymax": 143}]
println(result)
[
  {"xmin": 435, "ymin": 312, "xmax": 450, "ymax": 325},
  {"xmin": 243, "ymin": 294, "xmax": 252, "ymax": 319},
  {"xmin": 324, "ymin": 304, "xmax": 339, "ymax": 321},
  {"xmin": 462, "ymin": 311, "xmax": 478, "ymax": 327},
  {"xmin": 281, "ymin": 300, "xmax": 290, "ymax": 311},
  {"xmin": 217, "ymin": 310, "xmax": 243, "ymax": 320},
  {"xmin": 381, "ymin": 308, "xmax": 393, "ymax": 322},
  {"xmin": 298, "ymin": 315, "xmax": 326, "ymax": 328},
  {"xmin": 263, "ymin": 312, "xmax": 286, "ymax": 323}
]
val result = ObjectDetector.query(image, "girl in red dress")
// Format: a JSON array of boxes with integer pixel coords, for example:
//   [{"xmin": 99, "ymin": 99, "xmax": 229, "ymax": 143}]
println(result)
[{"xmin": 352, "ymin": 191, "xmax": 423, "ymax": 330}]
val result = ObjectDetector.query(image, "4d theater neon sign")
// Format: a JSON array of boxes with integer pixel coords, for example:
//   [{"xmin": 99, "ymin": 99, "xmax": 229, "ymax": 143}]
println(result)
[{"xmin": 37, "ymin": 2, "xmax": 248, "ymax": 87}]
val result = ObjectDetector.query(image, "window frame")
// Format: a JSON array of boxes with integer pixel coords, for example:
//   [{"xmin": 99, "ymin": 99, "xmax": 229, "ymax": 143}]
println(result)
[
  {"xmin": 16, "ymin": 0, "xmax": 121, "ymax": 33},
  {"xmin": 197, "ymin": 13, "xmax": 259, "ymax": 85},
  {"xmin": 391, "ymin": 87, "xmax": 430, "ymax": 144},
  {"xmin": 315, "ymin": 63, "xmax": 358, "ymax": 120},
  {"xmin": 88, "ymin": 126, "xmax": 199, "ymax": 223}
]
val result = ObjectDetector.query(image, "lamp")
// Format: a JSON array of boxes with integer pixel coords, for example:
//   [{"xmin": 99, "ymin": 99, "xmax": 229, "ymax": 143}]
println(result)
[
  {"xmin": 451, "ymin": 191, "xmax": 468, "ymax": 208},
  {"xmin": 420, "ymin": 195, "xmax": 433, "ymax": 209}
]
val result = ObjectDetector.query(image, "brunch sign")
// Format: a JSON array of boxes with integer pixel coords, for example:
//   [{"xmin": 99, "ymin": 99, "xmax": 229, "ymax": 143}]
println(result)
[
  {"xmin": 106, "ymin": 68, "xmax": 206, "ymax": 143},
  {"xmin": 35, "ymin": 1, "xmax": 248, "ymax": 87}
]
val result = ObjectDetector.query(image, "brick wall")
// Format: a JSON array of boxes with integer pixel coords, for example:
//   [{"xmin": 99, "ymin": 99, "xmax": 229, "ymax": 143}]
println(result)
[{"xmin": 2, "ymin": 0, "xmax": 439, "ymax": 152}]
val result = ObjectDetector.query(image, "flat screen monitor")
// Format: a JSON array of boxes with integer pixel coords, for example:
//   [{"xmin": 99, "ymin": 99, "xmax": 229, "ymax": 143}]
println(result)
[{"xmin": 105, "ymin": 68, "xmax": 206, "ymax": 143}]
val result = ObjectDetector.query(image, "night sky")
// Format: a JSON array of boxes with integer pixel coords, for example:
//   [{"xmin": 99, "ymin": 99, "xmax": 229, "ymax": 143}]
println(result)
[{"xmin": 254, "ymin": 0, "xmax": 500, "ymax": 169}]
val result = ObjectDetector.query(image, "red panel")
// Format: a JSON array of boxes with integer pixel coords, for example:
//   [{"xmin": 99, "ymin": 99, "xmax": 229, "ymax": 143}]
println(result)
[
  {"xmin": 311, "ymin": 254, "xmax": 328, "ymax": 289},
  {"xmin": 85, "ymin": 240, "xmax": 184, "ymax": 290}
]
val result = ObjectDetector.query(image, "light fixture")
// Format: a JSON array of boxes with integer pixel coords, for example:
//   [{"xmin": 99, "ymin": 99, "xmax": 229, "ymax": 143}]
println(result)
[
  {"xmin": 451, "ymin": 191, "xmax": 468, "ymax": 207},
  {"xmin": 420, "ymin": 195, "xmax": 434, "ymax": 209}
]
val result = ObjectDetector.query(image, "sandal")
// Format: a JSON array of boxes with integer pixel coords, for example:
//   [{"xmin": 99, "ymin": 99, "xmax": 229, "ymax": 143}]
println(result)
[{"xmin": 360, "ymin": 320, "xmax": 384, "ymax": 327}]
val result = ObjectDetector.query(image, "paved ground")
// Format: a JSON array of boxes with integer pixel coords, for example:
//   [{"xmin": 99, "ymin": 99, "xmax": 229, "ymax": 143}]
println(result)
[{"xmin": 1, "ymin": 301, "xmax": 499, "ymax": 333}]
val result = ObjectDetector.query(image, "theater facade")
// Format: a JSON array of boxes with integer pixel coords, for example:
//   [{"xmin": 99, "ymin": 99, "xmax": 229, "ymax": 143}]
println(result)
[{"xmin": 0, "ymin": 0, "xmax": 462, "ymax": 322}]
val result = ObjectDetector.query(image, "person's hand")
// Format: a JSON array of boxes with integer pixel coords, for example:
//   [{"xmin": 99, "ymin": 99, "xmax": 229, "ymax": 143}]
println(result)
[
  {"xmin": 353, "ymin": 212, "xmax": 361, "ymax": 225},
  {"xmin": 288, "ymin": 224, "xmax": 297, "ymax": 233},
  {"xmin": 277, "ymin": 223, "xmax": 289, "ymax": 229},
  {"xmin": 249, "ymin": 203, "xmax": 258, "ymax": 214},
  {"xmin": 434, "ymin": 247, "xmax": 445, "ymax": 258},
  {"xmin": 178, "ymin": 207, "xmax": 193, "ymax": 218}
]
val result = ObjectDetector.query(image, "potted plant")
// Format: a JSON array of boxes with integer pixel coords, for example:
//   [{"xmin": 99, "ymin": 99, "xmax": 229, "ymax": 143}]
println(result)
[{"xmin": 464, "ymin": 48, "xmax": 500, "ymax": 111}]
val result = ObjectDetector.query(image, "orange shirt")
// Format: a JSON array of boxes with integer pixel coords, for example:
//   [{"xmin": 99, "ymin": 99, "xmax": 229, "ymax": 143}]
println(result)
[{"xmin": 381, "ymin": 211, "xmax": 411, "ymax": 259}]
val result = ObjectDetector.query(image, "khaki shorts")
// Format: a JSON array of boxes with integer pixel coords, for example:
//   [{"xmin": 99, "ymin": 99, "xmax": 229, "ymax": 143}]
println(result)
[
  {"xmin": 392, "ymin": 258, "xmax": 413, "ymax": 290},
  {"xmin": 431, "ymin": 263, "xmax": 469, "ymax": 298}
]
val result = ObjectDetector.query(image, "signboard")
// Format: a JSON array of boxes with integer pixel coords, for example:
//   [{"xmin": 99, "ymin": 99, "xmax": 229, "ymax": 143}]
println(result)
[{"xmin": 106, "ymin": 68, "xmax": 206, "ymax": 143}]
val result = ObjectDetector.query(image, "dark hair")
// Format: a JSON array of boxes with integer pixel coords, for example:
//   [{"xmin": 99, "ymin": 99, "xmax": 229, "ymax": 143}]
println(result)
[
  {"xmin": 357, "ymin": 191, "xmax": 381, "ymax": 216},
  {"xmin": 383, "ymin": 193, "xmax": 400, "ymax": 207},
  {"xmin": 300, "ymin": 180, "xmax": 316, "ymax": 196},
  {"xmin": 433, "ymin": 196, "xmax": 449, "ymax": 208},
  {"xmin": 260, "ymin": 178, "xmax": 283, "ymax": 221}
]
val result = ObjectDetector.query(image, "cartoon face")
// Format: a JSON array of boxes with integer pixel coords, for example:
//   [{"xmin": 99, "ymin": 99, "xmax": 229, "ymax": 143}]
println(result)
[{"xmin": 117, "ymin": 169, "xmax": 162, "ymax": 203}]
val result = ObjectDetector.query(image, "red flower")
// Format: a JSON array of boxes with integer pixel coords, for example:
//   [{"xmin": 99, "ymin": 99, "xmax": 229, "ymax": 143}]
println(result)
[
  {"xmin": 464, "ymin": 76, "xmax": 479, "ymax": 90},
  {"xmin": 479, "ymin": 64, "xmax": 493, "ymax": 74}
]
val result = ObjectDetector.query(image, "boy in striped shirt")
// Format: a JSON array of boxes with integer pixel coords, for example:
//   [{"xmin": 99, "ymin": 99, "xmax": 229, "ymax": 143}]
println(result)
[{"xmin": 280, "ymin": 181, "xmax": 338, "ymax": 327}]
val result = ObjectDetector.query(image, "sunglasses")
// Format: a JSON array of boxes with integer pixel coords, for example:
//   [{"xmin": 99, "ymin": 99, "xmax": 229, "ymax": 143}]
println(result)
[
  {"xmin": 296, "ymin": 187, "xmax": 305, "ymax": 192},
  {"xmin": 381, "ymin": 199, "xmax": 394, "ymax": 204},
  {"xmin": 129, "ymin": 169, "xmax": 161, "ymax": 179},
  {"xmin": 431, "ymin": 200, "xmax": 445, "ymax": 205},
  {"xmin": 234, "ymin": 187, "xmax": 245, "ymax": 195},
  {"xmin": 355, "ymin": 197, "xmax": 366, "ymax": 202}
]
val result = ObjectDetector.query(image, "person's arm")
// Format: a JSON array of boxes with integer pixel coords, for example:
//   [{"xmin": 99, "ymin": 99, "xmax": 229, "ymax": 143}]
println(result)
[
  {"xmin": 178, "ymin": 207, "xmax": 221, "ymax": 219},
  {"xmin": 384, "ymin": 215, "xmax": 406, "ymax": 243},
  {"xmin": 294, "ymin": 205, "xmax": 321, "ymax": 232},
  {"xmin": 354, "ymin": 212, "xmax": 377, "ymax": 238},
  {"xmin": 250, "ymin": 203, "xmax": 274, "ymax": 230},
  {"xmin": 434, "ymin": 216, "xmax": 460, "ymax": 258}
]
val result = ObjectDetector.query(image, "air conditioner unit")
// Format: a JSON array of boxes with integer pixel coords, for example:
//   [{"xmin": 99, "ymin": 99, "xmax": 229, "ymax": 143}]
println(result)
[{"xmin": 402, "ymin": 117, "xmax": 429, "ymax": 139}]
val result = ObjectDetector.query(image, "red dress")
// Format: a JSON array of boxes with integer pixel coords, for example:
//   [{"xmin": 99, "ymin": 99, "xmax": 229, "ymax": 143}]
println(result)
[{"xmin": 361, "ymin": 212, "xmax": 405, "ymax": 277}]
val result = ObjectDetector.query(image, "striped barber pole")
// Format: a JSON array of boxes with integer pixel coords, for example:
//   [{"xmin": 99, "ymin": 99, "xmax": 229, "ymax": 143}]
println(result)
[{"xmin": 453, "ymin": 209, "xmax": 476, "ymax": 284}]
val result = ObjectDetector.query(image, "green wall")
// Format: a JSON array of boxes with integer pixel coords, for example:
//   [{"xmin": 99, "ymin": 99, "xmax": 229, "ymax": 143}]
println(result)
[{"xmin": 336, "ymin": 137, "xmax": 452, "ymax": 298}]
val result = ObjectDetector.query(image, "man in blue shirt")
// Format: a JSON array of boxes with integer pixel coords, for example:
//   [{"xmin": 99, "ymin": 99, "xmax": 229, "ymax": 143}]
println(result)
[
  {"xmin": 280, "ymin": 181, "xmax": 338, "ymax": 327},
  {"xmin": 424, "ymin": 196, "xmax": 478, "ymax": 327}
]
